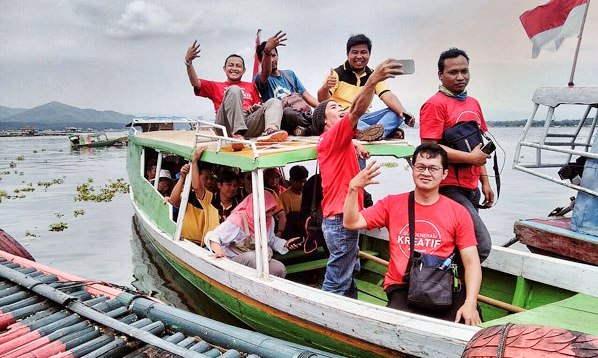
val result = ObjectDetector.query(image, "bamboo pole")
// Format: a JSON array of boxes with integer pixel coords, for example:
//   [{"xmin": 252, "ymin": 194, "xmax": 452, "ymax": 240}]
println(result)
[{"xmin": 357, "ymin": 251, "xmax": 526, "ymax": 314}]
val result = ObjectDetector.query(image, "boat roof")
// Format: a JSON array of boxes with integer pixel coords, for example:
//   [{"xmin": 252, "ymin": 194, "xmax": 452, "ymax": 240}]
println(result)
[
  {"xmin": 130, "ymin": 129, "xmax": 415, "ymax": 171},
  {"xmin": 533, "ymin": 86, "xmax": 598, "ymax": 107}
]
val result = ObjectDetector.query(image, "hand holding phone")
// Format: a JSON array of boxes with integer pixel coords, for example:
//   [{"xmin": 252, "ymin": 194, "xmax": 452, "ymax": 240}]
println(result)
[{"xmin": 481, "ymin": 141, "xmax": 496, "ymax": 155}]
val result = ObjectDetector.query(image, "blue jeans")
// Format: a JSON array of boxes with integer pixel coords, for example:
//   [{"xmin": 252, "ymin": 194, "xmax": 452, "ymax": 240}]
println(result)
[
  {"xmin": 321, "ymin": 214, "xmax": 360, "ymax": 298},
  {"xmin": 357, "ymin": 108, "xmax": 404, "ymax": 138},
  {"xmin": 439, "ymin": 186, "xmax": 492, "ymax": 262}
]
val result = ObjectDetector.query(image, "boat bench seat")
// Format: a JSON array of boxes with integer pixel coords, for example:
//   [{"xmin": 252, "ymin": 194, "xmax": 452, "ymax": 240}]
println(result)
[
  {"xmin": 481, "ymin": 294, "xmax": 598, "ymax": 336},
  {"xmin": 285, "ymin": 250, "xmax": 380, "ymax": 275}
]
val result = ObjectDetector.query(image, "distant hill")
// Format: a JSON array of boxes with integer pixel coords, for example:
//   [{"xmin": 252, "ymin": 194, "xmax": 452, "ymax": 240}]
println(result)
[
  {"xmin": 0, "ymin": 105, "xmax": 27, "ymax": 120},
  {"xmin": 0, "ymin": 102, "xmax": 135, "ymax": 130}
]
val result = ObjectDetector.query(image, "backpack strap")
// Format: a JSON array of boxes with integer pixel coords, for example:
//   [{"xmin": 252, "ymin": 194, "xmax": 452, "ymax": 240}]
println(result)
[
  {"xmin": 403, "ymin": 191, "xmax": 416, "ymax": 282},
  {"xmin": 280, "ymin": 70, "xmax": 297, "ymax": 93},
  {"xmin": 311, "ymin": 164, "xmax": 320, "ymax": 213}
]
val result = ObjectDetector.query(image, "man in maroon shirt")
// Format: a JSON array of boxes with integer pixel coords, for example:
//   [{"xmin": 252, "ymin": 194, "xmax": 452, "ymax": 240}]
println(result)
[{"xmin": 184, "ymin": 41, "xmax": 287, "ymax": 144}]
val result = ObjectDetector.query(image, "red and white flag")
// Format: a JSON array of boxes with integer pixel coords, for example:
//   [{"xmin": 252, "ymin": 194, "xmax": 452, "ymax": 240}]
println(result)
[
  {"xmin": 520, "ymin": 0, "xmax": 589, "ymax": 58},
  {"xmin": 252, "ymin": 29, "xmax": 262, "ymax": 80}
]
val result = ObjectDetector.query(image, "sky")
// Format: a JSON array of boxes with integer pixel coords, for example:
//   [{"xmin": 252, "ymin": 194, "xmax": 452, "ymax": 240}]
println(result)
[{"xmin": 1, "ymin": 0, "xmax": 597, "ymax": 122}]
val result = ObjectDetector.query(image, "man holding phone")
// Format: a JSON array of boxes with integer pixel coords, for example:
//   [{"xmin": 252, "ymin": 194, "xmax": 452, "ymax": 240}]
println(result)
[
  {"xmin": 317, "ymin": 34, "xmax": 414, "ymax": 141},
  {"xmin": 419, "ymin": 48, "xmax": 493, "ymax": 262}
]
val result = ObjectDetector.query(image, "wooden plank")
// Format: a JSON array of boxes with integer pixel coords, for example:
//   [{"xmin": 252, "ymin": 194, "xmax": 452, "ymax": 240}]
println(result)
[
  {"xmin": 483, "ymin": 246, "xmax": 598, "ymax": 297},
  {"xmin": 356, "ymin": 279, "xmax": 387, "ymax": 301},
  {"xmin": 285, "ymin": 259, "xmax": 328, "ymax": 274},
  {"xmin": 361, "ymin": 260, "xmax": 388, "ymax": 276},
  {"xmin": 482, "ymin": 294, "xmax": 598, "ymax": 336}
]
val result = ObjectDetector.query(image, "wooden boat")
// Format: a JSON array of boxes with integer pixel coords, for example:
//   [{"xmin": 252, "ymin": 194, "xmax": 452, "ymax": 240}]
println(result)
[
  {"xmin": 69, "ymin": 132, "xmax": 127, "ymax": 148},
  {"xmin": 0, "ymin": 248, "xmax": 338, "ymax": 358},
  {"xmin": 127, "ymin": 119, "xmax": 598, "ymax": 357},
  {"xmin": 513, "ymin": 87, "xmax": 598, "ymax": 265}
]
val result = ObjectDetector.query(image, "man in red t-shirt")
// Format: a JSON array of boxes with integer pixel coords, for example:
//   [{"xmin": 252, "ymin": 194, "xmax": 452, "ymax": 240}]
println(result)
[
  {"xmin": 314, "ymin": 59, "xmax": 404, "ymax": 298},
  {"xmin": 419, "ymin": 48, "xmax": 492, "ymax": 262},
  {"xmin": 343, "ymin": 144, "xmax": 482, "ymax": 325},
  {"xmin": 184, "ymin": 41, "xmax": 287, "ymax": 144}
]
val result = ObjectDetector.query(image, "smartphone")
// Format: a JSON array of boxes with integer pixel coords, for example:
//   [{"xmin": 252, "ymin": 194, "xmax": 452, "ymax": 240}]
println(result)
[
  {"xmin": 397, "ymin": 59, "xmax": 415, "ymax": 75},
  {"xmin": 481, "ymin": 141, "xmax": 496, "ymax": 155}
]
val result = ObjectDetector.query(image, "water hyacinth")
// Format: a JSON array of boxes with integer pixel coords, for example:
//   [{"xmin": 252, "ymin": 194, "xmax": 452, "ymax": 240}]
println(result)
[
  {"xmin": 73, "ymin": 209, "xmax": 85, "ymax": 217},
  {"xmin": 49, "ymin": 222, "xmax": 68, "ymax": 232},
  {"xmin": 75, "ymin": 178, "xmax": 129, "ymax": 202}
]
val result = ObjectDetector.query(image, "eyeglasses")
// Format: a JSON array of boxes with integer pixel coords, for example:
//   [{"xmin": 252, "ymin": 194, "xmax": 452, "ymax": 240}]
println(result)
[{"xmin": 413, "ymin": 164, "xmax": 443, "ymax": 174}]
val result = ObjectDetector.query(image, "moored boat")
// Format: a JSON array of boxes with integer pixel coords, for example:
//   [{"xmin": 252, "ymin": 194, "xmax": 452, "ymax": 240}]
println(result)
[
  {"xmin": 513, "ymin": 87, "xmax": 598, "ymax": 265},
  {"xmin": 69, "ymin": 132, "xmax": 127, "ymax": 148},
  {"xmin": 0, "ymin": 248, "xmax": 338, "ymax": 358},
  {"xmin": 126, "ymin": 118, "xmax": 598, "ymax": 357}
]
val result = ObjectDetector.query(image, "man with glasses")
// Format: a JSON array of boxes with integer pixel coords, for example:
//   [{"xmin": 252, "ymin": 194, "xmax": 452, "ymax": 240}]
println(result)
[
  {"xmin": 343, "ymin": 143, "xmax": 482, "ymax": 325},
  {"xmin": 419, "ymin": 48, "xmax": 492, "ymax": 262}
]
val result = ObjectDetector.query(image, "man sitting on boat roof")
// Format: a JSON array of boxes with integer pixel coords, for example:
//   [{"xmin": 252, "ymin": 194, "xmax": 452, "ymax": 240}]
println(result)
[
  {"xmin": 313, "ymin": 58, "xmax": 404, "ymax": 299},
  {"xmin": 185, "ymin": 41, "xmax": 288, "ymax": 145},
  {"xmin": 168, "ymin": 146, "xmax": 219, "ymax": 245},
  {"xmin": 205, "ymin": 191, "xmax": 302, "ymax": 277},
  {"xmin": 343, "ymin": 143, "xmax": 482, "ymax": 326},
  {"xmin": 255, "ymin": 31, "xmax": 319, "ymax": 136},
  {"xmin": 317, "ymin": 34, "xmax": 414, "ymax": 141}
]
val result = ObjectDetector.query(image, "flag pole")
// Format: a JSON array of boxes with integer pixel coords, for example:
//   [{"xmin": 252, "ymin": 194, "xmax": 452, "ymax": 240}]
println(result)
[{"xmin": 568, "ymin": 0, "xmax": 591, "ymax": 87}]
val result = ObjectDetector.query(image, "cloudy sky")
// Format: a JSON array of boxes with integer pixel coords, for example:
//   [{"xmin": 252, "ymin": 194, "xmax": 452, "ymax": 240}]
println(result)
[{"xmin": 1, "ymin": 0, "xmax": 597, "ymax": 121}]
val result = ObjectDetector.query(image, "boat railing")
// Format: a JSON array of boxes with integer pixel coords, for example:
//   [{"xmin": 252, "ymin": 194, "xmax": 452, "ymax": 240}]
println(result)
[
  {"xmin": 193, "ymin": 119, "xmax": 260, "ymax": 161},
  {"xmin": 513, "ymin": 87, "xmax": 598, "ymax": 197}
]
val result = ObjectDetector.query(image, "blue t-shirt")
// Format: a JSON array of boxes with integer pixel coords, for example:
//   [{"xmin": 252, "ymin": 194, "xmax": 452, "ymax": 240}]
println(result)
[{"xmin": 254, "ymin": 70, "xmax": 306, "ymax": 101}]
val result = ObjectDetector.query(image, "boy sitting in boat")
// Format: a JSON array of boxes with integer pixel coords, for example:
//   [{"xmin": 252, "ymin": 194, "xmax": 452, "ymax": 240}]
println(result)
[
  {"xmin": 185, "ymin": 41, "xmax": 288, "ymax": 145},
  {"xmin": 211, "ymin": 170, "xmax": 241, "ymax": 223},
  {"xmin": 205, "ymin": 191, "xmax": 302, "ymax": 277},
  {"xmin": 168, "ymin": 146, "xmax": 219, "ymax": 245},
  {"xmin": 343, "ymin": 143, "xmax": 482, "ymax": 326}
]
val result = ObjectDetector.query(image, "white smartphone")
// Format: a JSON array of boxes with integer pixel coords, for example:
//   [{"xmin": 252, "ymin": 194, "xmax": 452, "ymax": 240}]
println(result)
[{"xmin": 397, "ymin": 59, "xmax": 415, "ymax": 75}]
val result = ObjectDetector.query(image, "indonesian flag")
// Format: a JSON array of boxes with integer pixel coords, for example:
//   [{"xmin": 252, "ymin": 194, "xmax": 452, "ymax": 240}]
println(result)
[
  {"xmin": 520, "ymin": 0, "xmax": 589, "ymax": 58},
  {"xmin": 252, "ymin": 29, "xmax": 262, "ymax": 80}
]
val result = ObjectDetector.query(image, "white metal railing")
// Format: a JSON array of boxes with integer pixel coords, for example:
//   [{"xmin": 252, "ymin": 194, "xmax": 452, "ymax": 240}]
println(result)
[
  {"xmin": 193, "ymin": 119, "xmax": 260, "ymax": 161},
  {"xmin": 513, "ymin": 87, "xmax": 598, "ymax": 197}
]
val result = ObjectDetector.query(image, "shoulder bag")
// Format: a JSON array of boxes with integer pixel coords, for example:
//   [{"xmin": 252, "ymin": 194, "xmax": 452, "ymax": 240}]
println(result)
[
  {"xmin": 280, "ymin": 71, "xmax": 312, "ymax": 114},
  {"xmin": 404, "ymin": 191, "xmax": 456, "ymax": 311}
]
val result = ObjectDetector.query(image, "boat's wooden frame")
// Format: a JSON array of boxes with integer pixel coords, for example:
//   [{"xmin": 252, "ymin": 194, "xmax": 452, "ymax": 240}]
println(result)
[{"xmin": 127, "ymin": 119, "xmax": 598, "ymax": 358}]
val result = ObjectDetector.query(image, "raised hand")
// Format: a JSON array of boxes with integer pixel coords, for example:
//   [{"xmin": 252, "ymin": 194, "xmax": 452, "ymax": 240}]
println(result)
[
  {"xmin": 349, "ymin": 160, "xmax": 381, "ymax": 191},
  {"xmin": 193, "ymin": 145, "xmax": 207, "ymax": 162},
  {"xmin": 325, "ymin": 68, "xmax": 337, "ymax": 89},
  {"xmin": 265, "ymin": 31, "xmax": 287, "ymax": 53},
  {"xmin": 185, "ymin": 40, "xmax": 201, "ymax": 64}
]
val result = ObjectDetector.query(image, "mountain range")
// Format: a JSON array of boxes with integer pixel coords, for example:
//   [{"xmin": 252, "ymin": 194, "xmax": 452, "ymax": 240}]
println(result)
[{"xmin": 0, "ymin": 102, "xmax": 135, "ymax": 130}]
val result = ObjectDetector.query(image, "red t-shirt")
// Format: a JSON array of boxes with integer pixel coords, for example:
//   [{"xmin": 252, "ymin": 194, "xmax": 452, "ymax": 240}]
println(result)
[
  {"xmin": 361, "ymin": 193, "xmax": 476, "ymax": 289},
  {"xmin": 419, "ymin": 92, "xmax": 488, "ymax": 189},
  {"xmin": 317, "ymin": 115, "xmax": 363, "ymax": 217},
  {"xmin": 196, "ymin": 80, "xmax": 261, "ymax": 114}
]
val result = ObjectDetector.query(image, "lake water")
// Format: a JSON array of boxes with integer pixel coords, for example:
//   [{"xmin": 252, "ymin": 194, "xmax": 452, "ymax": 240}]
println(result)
[{"xmin": 0, "ymin": 127, "xmax": 578, "ymax": 311}]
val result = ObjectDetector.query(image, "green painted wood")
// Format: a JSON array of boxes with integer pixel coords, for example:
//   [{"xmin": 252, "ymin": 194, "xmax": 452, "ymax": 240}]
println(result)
[
  {"xmin": 127, "ymin": 144, "xmax": 176, "ymax": 236},
  {"xmin": 481, "ymin": 294, "xmax": 598, "ymax": 336},
  {"xmin": 511, "ymin": 276, "xmax": 532, "ymax": 308},
  {"xmin": 357, "ymin": 292, "xmax": 388, "ymax": 306},
  {"xmin": 285, "ymin": 259, "xmax": 328, "ymax": 275},
  {"xmin": 361, "ymin": 260, "xmax": 387, "ymax": 276},
  {"xmin": 355, "ymin": 279, "xmax": 387, "ymax": 302}
]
